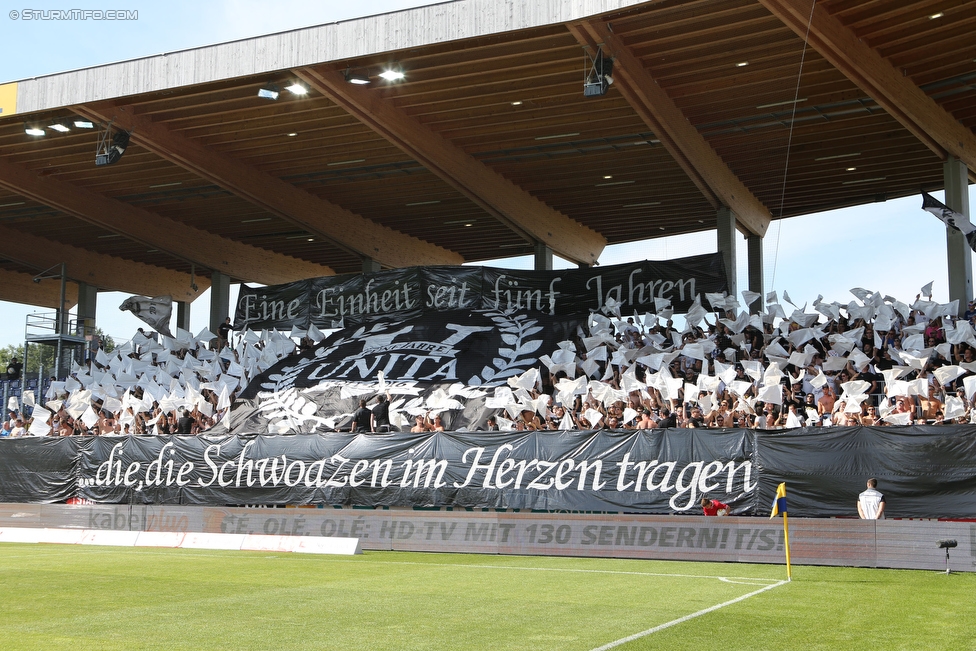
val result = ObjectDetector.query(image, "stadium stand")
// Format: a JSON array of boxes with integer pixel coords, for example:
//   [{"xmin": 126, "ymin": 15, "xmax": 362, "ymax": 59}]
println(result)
[{"xmin": 2, "ymin": 285, "xmax": 975, "ymax": 438}]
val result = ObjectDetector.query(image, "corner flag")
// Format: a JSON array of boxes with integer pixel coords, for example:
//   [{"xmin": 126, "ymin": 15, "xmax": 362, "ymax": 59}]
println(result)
[
  {"xmin": 770, "ymin": 482, "xmax": 787, "ymax": 518},
  {"xmin": 769, "ymin": 482, "xmax": 792, "ymax": 580}
]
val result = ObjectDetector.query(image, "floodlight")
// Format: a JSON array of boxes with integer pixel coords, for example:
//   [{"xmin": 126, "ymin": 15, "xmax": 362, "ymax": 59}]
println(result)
[
  {"xmin": 285, "ymin": 83, "xmax": 309, "ymax": 95},
  {"xmin": 48, "ymin": 123, "xmax": 70, "ymax": 133},
  {"xmin": 344, "ymin": 68, "xmax": 371, "ymax": 85},
  {"xmin": 257, "ymin": 84, "xmax": 280, "ymax": 100},
  {"xmin": 25, "ymin": 126, "xmax": 45, "ymax": 136},
  {"xmin": 938, "ymin": 539, "xmax": 958, "ymax": 575},
  {"xmin": 73, "ymin": 120, "xmax": 94, "ymax": 129},
  {"xmin": 379, "ymin": 69, "xmax": 405, "ymax": 81}
]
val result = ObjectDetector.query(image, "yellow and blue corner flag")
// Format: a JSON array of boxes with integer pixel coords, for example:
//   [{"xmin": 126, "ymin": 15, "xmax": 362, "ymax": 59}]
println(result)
[
  {"xmin": 770, "ymin": 482, "xmax": 787, "ymax": 518},
  {"xmin": 770, "ymin": 482, "xmax": 792, "ymax": 580}
]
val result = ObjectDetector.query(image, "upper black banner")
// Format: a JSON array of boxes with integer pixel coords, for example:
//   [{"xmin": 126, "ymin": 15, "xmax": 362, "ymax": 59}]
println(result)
[{"xmin": 234, "ymin": 254, "xmax": 728, "ymax": 331}]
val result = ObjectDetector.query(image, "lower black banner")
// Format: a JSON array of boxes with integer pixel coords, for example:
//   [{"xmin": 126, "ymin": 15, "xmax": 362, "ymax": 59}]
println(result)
[{"xmin": 2, "ymin": 426, "xmax": 976, "ymax": 518}]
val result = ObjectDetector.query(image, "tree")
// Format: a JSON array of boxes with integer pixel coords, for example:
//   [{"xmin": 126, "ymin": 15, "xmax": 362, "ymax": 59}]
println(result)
[
  {"xmin": 93, "ymin": 327, "xmax": 116, "ymax": 354},
  {"xmin": 0, "ymin": 329, "xmax": 114, "ymax": 379},
  {"xmin": 0, "ymin": 343, "xmax": 55, "ymax": 378}
]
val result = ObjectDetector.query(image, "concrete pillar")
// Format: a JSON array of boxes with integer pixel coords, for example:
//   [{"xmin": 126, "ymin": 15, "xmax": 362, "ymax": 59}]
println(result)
[
  {"xmin": 534, "ymin": 243, "xmax": 553, "ymax": 271},
  {"xmin": 56, "ymin": 263, "xmax": 68, "ymax": 336},
  {"xmin": 176, "ymin": 301, "xmax": 191, "ymax": 332},
  {"xmin": 76, "ymin": 282, "xmax": 97, "ymax": 336},
  {"xmin": 72, "ymin": 282, "xmax": 98, "ymax": 373},
  {"xmin": 362, "ymin": 257, "xmax": 381, "ymax": 274},
  {"xmin": 945, "ymin": 155, "xmax": 973, "ymax": 305},
  {"xmin": 716, "ymin": 206, "xmax": 737, "ymax": 299},
  {"xmin": 747, "ymin": 234, "xmax": 763, "ymax": 314},
  {"xmin": 209, "ymin": 271, "xmax": 230, "ymax": 336}
]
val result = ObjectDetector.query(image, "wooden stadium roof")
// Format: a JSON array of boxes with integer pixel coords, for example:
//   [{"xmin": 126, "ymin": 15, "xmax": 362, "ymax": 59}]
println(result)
[{"xmin": 0, "ymin": 0, "xmax": 973, "ymax": 305}]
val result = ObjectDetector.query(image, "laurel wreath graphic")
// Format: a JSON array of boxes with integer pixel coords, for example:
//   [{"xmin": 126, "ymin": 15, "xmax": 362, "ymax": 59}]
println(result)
[
  {"xmin": 254, "ymin": 323, "xmax": 413, "ymax": 432},
  {"xmin": 256, "ymin": 386, "xmax": 331, "ymax": 432},
  {"xmin": 255, "ymin": 343, "xmax": 336, "ymax": 432},
  {"xmin": 467, "ymin": 311, "xmax": 543, "ymax": 386}
]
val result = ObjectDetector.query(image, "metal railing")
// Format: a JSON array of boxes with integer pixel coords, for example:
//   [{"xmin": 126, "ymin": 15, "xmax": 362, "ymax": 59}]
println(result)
[{"xmin": 25, "ymin": 312, "xmax": 96, "ymax": 340}]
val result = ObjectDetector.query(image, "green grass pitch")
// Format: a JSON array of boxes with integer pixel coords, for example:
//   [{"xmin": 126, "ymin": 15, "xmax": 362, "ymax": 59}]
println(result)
[{"xmin": 1, "ymin": 544, "xmax": 974, "ymax": 650}]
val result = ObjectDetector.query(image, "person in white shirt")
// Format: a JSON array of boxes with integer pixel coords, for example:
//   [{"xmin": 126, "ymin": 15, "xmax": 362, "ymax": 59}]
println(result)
[
  {"xmin": 622, "ymin": 318, "xmax": 641, "ymax": 349},
  {"xmin": 857, "ymin": 478, "xmax": 886, "ymax": 519},
  {"xmin": 9, "ymin": 417, "xmax": 26, "ymax": 437}
]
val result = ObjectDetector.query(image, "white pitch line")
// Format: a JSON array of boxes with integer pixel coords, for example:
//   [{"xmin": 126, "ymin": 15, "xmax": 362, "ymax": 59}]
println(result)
[
  {"xmin": 333, "ymin": 558, "xmax": 784, "ymax": 584},
  {"xmin": 0, "ymin": 547, "xmax": 783, "ymax": 585},
  {"xmin": 718, "ymin": 577, "xmax": 774, "ymax": 586},
  {"xmin": 589, "ymin": 579, "xmax": 789, "ymax": 651}
]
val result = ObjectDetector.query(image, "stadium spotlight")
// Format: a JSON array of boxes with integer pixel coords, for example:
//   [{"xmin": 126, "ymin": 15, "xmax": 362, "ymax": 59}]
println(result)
[
  {"xmin": 95, "ymin": 126, "xmax": 131, "ymax": 166},
  {"xmin": 938, "ymin": 539, "xmax": 957, "ymax": 575},
  {"xmin": 344, "ymin": 67, "xmax": 371, "ymax": 85},
  {"xmin": 257, "ymin": 83, "xmax": 280, "ymax": 100},
  {"xmin": 378, "ymin": 67, "xmax": 405, "ymax": 81},
  {"xmin": 583, "ymin": 47, "xmax": 614, "ymax": 98}
]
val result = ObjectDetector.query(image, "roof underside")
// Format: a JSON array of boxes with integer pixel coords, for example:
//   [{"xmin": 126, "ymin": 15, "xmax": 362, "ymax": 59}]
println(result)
[{"xmin": 0, "ymin": 0, "xmax": 973, "ymax": 298}]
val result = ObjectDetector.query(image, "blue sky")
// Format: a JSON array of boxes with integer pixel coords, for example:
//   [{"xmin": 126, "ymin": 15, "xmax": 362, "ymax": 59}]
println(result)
[{"xmin": 0, "ymin": 0, "xmax": 972, "ymax": 349}]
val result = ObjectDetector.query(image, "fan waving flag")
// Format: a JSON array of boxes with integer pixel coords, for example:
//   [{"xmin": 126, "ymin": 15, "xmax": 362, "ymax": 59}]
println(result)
[{"xmin": 770, "ymin": 482, "xmax": 788, "ymax": 518}]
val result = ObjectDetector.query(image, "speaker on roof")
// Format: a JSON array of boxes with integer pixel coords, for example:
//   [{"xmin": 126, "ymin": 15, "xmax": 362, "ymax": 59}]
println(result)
[
  {"xmin": 95, "ymin": 128, "xmax": 130, "ymax": 166},
  {"xmin": 584, "ymin": 47, "xmax": 614, "ymax": 98}
]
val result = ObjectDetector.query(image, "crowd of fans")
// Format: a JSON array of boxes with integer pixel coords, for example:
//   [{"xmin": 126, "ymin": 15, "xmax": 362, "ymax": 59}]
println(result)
[
  {"xmin": 334, "ymin": 286, "xmax": 976, "ymax": 433},
  {"xmin": 0, "ymin": 323, "xmax": 305, "ymax": 437},
  {"xmin": 468, "ymin": 287, "xmax": 976, "ymax": 432},
  {"xmin": 3, "ymin": 285, "xmax": 976, "ymax": 437}
]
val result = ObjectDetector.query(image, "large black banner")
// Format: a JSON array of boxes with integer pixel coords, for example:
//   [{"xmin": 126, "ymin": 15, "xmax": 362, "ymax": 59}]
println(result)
[
  {"xmin": 1, "ymin": 429, "xmax": 755, "ymax": 512},
  {"xmin": 233, "ymin": 254, "xmax": 727, "ymax": 331},
  {"xmin": 4, "ymin": 426, "xmax": 976, "ymax": 518},
  {"xmin": 225, "ymin": 309, "xmax": 581, "ymax": 434}
]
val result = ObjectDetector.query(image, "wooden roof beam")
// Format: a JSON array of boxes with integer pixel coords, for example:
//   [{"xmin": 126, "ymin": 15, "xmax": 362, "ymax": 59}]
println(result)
[
  {"xmin": 0, "ymin": 268, "xmax": 79, "ymax": 309},
  {"xmin": 569, "ymin": 20, "xmax": 771, "ymax": 237},
  {"xmin": 74, "ymin": 102, "xmax": 463, "ymax": 270},
  {"xmin": 0, "ymin": 158, "xmax": 332, "ymax": 285},
  {"xmin": 0, "ymin": 225, "xmax": 207, "ymax": 302},
  {"xmin": 294, "ymin": 67, "xmax": 607, "ymax": 266},
  {"xmin": 758, "ymin": 0, "xmax": 976, "ymax": 175}
]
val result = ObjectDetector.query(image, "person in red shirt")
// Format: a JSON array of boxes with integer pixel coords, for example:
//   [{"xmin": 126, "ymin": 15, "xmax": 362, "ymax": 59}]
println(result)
[{"xmin": 700, "ymin": 497, "xmax": 729, "ymax": 516}]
